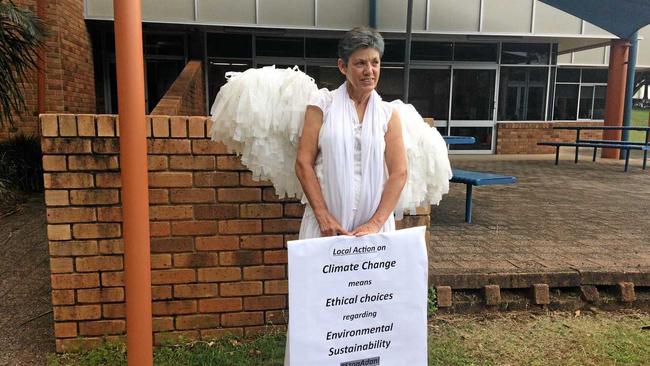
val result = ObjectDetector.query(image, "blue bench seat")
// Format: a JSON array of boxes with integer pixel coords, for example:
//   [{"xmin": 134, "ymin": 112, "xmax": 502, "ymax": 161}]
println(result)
[
  {"xmin": 537, "ymin": 141, "xmax": 649, "ymax": 171},
  {"xmin": 450, "ymin": 169, "xmax": 517, "ymax": 223}
]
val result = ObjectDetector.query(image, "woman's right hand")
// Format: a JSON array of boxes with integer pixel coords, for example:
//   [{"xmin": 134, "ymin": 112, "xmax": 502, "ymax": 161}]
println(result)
[{"xmin": 314, "ymin": 210, "xmax": 351, "ymax": 237}]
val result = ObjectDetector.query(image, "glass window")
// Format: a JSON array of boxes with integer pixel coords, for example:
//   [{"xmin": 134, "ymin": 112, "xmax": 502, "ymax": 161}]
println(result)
[
  {"xmin": 306, "ymin": 65, "xmax": 345, "ymax": 90},
  {"xmin": 547, "ymin": 68, "xmax": 556, "ymax": 119},
  {"xmin": 454, "ymin": 43, "xmax": 498, "ymax": 62},
  {"xmin": 411, "ymin": 41, "xmax": 453, "ymax": 61},
  {"xmin": 577, "ymin": 85, "xmax": 607, "ymax": 120},
  {"xmin": 550, "ymin": 44, "xmax": 558, "ymax": 65},
  {"xmin": 383, "ymin": 39, "xmax": 405, "ymax": 63},
  {"xmin": 207, "ymin": 60, "xmax": 251, "ymax": 108},
  {"xmin": 556, "ymin": 68, "xmax": 580, "ymax": 82},
  {"xmin": 451, "ymin": 69, "xmax": 496, "ymax": 120},
  {"xmin": 498, "ymin": 67, "xmax": 547, "ymax": 121},
  {"xmin": 377, "ymin": 67, "xmax": 404, "ymax": 102},
  {"xmin": 579, "ymin": 85, "xmax": 595, "ymax": 119},
  {"xmin": 593, "ymin": 86, "xmax": 606, "ymax": 119},
  {"xmin": 408, "ymin": 69, "xmax": 450, "ymax": 120},
  {"xmin": 449, "ymin": 127, "xmax": 493, "ymax": 150},
  {"xmin": 306, "ymin": 38, "xmax": 338, "ymax": 59},
  {"xmin": 553, "ymin": 84, "xmax": 579, "ymax": 120},
  {"xmin": 256, "ymin": 37, "xmax": 304, "ymax": 57},
  {"xmin": 581, "ymin": 68, "xmax": 608, "ymax": 83},
  {"xmin": 500, "ymin": 43, "xmax": 550, "ymax": 65},
  {"xmin": 207, "ymin": 33, "xmax": 252, "ymax": 58},
  {"xmin": 144, "ymin": 34, "xmax": 186, "ymax": 56},
  {"xmin": 108, "ymin": 61, "xmax": 118, "ymax": 114}
]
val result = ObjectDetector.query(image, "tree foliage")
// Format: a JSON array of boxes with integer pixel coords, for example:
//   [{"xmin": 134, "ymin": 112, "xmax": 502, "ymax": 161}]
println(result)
[{"xmin": 0, "ymin": 0, "xmax": 46, "ymax": 128}]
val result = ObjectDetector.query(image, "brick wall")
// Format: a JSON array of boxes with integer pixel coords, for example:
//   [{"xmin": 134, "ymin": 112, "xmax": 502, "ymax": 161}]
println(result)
[
  {"xmin": 151, "ymin": 61, "xmax": 206, "ymax": 117},
  {"xmin": 57, "ymin": 0, "xmax": 96, "ymax": 114},
  {"xmin": 496, "ymin": 121, "xmax": 605, "ymax": 154},
  {"xmin": 1, "ymin": 0, "xmax": 95, "ymax": 140},
  {"xmin": 41, "ymin": 114, "xmax": 429, "ymax": 352}
]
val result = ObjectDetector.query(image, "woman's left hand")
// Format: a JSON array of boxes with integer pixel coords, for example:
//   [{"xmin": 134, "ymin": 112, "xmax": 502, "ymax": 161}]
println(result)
[{"xmin": 351, "ymin": 220, "xmax": 382, "ymax": 237}]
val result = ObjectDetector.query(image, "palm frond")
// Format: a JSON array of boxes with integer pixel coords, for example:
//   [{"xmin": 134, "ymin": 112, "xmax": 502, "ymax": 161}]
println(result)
[{"xmin": 0, "ymin": 1, "xmax": 47, "ymax": 128}]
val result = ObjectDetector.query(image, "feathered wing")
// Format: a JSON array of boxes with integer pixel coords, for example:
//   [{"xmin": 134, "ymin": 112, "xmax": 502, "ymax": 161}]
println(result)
[
  {"xmin": 209, "ymin": 66, "xmax": 318, "ymax": 199},
  {"xmin": 209, "ymin": 66, "xmax": 452, "ymax": 216},
  {"xmin": 390, "ymin": 101, "xmax": 452, "ymax": 219}
]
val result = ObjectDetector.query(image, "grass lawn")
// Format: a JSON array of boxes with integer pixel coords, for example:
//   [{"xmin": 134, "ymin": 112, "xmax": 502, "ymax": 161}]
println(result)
[
  {"xmin": 49, "ymin": 311, "xmax": 650, "ymax": 366},
  {"xmin": 630, "ymin": 108, "xmax": 649, "ymax": 142}
]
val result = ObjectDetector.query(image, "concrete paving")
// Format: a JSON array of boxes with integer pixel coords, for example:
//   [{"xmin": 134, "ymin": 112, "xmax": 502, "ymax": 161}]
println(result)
[{"xmin": 428, "ymin": 153, "xmax": 650, "ymax": 289}]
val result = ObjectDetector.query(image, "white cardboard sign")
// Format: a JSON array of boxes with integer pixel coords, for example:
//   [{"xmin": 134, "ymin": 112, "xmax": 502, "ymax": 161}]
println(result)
[{"xmin": 287, "ymin": 226, "xmax": 428, "ymax": 366}]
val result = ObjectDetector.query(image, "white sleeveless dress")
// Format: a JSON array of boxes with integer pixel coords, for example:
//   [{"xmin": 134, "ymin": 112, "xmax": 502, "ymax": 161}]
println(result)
[{"xmin": 298, "ymin": 82, "xmax": 396, "ymax": 239}]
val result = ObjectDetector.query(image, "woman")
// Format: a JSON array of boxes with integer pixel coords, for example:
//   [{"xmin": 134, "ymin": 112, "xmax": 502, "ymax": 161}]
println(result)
[
  {"xmin": 285, "ymin": 26, "xmax": 408, "ymax": 365},
  {"xmin": 296, "ymin": 26, "xmax": 407, "ymax": 239}
]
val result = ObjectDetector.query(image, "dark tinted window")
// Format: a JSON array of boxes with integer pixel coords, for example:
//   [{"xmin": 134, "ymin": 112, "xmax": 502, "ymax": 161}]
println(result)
[
  {"xmin": 581, "ymin": 68, "xmax": 608, "ymax": 83},
  {"xmin": 256, "ymin": 37, "xmax": 304, "ymax": 57},
  {"xmin": 306, "ymin": 65, "xmax": 345, "ymax": 89},
  {"xmin": 208, "ymin": 61, "xmax": 251, "ymax": 107},
  {"xmin": 498, "ymin": 67, "xmax": 548, "ymax": 121},
  {"xmin": 382, "ymin": 39, "xmax": 405, "ymax": 63},
  {"xmin": 449, "ymin": 127, "xmax": 493, "ymax": 150},
  {"xmin": 556, "ymin": 68, "xmax": 580, "ymax": 82},
  {"xmin": 553, "ymin": 84, "xmax": 579, "ymax": 120},
  {"xmin": 207, "ymin": 33, "xmax": 252, "ymax": 58},
  {"xmin": 145, "ymin": 34, "xmax": 186, "ymax": 56},
  {"xmin": 408, "ymin": 69, "xmax": 450, "ymax": 120},
  {"xmin": 377, "ymin": 67, "xmax": 404, "ymax": 101},
  {"xmin": 411, "ymin": 41, "xmax": 452, "ymax": 61},
  {"xmin": 501, "ymin": 43, "xmax": 550, "ymax": 65},
  {"xmin": 454, "ymin": 43, "xmax": 497, "ymax": 62},
  {"xmin": 306, "ymin": 38, "xmax": 339, "ymax": 58}
]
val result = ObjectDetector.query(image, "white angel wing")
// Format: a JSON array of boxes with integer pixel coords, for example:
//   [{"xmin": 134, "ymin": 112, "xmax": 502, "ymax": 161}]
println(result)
[
  {"xmin": 209, "ymin": 66, "xmax": 452, "ymax": 216},
  {"xmin": 209, "ymin": 66, "xmax": 318, "ymax": 199},
  {"xmin": 390, "ymin": 101, "xmax": 452, "ymax": 219}
]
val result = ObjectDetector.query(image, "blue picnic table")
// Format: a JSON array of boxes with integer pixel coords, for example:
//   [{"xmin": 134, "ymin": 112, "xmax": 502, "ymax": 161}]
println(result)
[{"xmin": 441, "ymin": 135, "xmax": 517, "ymax": 223}]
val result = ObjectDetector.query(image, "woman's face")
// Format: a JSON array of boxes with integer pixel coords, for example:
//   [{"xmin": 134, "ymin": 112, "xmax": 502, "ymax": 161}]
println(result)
[{"xmin": 338, "ymin": 47, "xmax": 381, "ymax": 95}]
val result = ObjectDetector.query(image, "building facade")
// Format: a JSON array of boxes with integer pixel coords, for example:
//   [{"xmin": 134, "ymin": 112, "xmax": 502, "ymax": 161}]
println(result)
[{"xmin": 6, "ymin": 0, "xmax": 650, "ymax": 153}]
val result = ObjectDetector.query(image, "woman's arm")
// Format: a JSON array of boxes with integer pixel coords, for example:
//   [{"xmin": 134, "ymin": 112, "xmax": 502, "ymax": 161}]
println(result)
[
  {"xmin": 351, "ymin": 110, "xmax": 407, "ymax": 236},
  {"xmin": 295, "ymin": 106, "xmax": 351, "ymax": 237}
]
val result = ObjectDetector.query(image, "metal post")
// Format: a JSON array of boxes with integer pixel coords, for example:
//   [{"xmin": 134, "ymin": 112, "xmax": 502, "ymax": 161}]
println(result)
[
  {"xmin": 113, "ymin": 1, "xmax": 153, "ymax": 364},
  {"xmin": 622, "ymin": 31, "xmax": 638, "ymax": 143},
  {"xmin": 403, "ymin": 0, "xmax": 413, "ymax": 102},
  {"xmin": 369, "ymin": 0, "xmax": 377, "ymax": 28},
  {"xmin": 602, "ymin": 39, "xmax": 629, "ymax": 159},
  {"xmin": 465, "ymin": 185, "xmax": 473, "ymax": 224}
]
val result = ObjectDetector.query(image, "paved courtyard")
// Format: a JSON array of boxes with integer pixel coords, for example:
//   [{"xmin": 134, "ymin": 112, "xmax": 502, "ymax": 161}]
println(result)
[{"xmin": 429, "ymin": 152, "xmax": 650, "ymax": 289}]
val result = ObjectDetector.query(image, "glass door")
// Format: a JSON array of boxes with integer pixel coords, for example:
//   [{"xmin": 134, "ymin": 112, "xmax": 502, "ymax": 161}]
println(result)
[{"xmin": 448, "ymin": 66, "xmax": 498, "ymax": 153}]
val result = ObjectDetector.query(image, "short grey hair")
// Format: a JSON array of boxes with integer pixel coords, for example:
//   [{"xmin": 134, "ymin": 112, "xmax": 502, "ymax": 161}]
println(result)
[{"xmin": 337, "ymin": 27, "xmax": 385, "ymax": 64}]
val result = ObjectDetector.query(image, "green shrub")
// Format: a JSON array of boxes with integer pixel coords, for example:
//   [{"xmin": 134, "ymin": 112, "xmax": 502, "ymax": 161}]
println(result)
[{"xmin": 0, "ymin": 134, "xmax": 43, "ymax": 192}]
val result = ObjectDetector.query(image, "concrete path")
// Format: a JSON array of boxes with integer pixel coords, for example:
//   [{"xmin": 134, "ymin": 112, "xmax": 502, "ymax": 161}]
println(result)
[{"xmin": 0, "ymin": 195, "xmax": 53, "ymax": 365}]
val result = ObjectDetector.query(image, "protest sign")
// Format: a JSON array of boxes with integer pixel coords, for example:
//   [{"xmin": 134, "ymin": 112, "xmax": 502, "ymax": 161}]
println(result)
[{"xmin": 287, "ymin": 226, "xmax": 428, "ymax": 365}]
